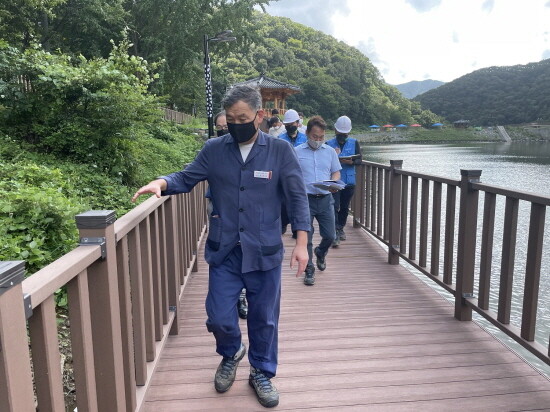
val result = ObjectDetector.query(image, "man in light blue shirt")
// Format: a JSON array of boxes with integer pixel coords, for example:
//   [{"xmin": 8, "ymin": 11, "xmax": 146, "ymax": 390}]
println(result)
[{"xmin": 295, "ymin": 116, "xmax": 341, "ymax": 285}]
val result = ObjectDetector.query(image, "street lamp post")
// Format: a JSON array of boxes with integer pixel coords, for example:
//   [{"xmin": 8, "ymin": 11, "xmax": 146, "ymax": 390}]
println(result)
[{"xmin": 203, "ymin": 30, "xmax": 236, "ymax": 138}]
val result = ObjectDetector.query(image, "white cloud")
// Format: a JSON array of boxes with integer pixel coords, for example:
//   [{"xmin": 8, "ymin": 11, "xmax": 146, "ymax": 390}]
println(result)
[
  {"xmin": 264, "ymin": 0, "xmax": 550, "ymax": 84},
  {"xmin": 405, "ymin": 0, "xmax": 442, "ymax": 13}
]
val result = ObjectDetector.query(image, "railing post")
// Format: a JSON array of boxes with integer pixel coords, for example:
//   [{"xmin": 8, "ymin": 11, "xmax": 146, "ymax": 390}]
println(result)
[
  {"xmin": 388, "ymin": 160, "xmax": 403, "ymax": 264},
  {"xmin": 75, "ymin": 210, "xmax": 127, "ymax": 411},
  {"xmin": 353, "ymin": 163, "xmax": 365, "ymax": 228},
  {"xmin": 455, "ymin": 170, "xmax": 481, "ymax": 321},
  {"xmin": 0, "ymin": 261, "xmax": 35, "ymax": 412}
]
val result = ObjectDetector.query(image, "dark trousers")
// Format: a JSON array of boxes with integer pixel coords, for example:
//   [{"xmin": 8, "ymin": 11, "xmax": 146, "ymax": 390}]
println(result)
[
  {"xmin": 205, "ymin": 246, "xmax": 281, "ymax": 378},
  {"xmin": 332, "ymin": 184, "xmax": 355, "ymax": 230},
  {"xmin": 307, "ymin": 194, "xmax": 336, "ymax": 266}
]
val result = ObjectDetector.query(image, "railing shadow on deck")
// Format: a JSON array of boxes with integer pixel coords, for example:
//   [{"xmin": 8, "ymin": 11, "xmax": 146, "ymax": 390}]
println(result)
[
  {"xmin": 350, "ymin": 160, "xmax": 550, "ymax": 370},
  {"xmin": 0, "ymin": 182, "xmax": 207, "ymax": 412}
]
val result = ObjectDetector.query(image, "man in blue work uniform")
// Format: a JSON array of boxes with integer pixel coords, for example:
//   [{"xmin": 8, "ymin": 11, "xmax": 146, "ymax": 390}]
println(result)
[
  {"xmin": 295, "ymin": 116, "xmax": 341, "ymax": 285},
  {"xmin": 132, "ymin": 85, "xmax": 310, "ymax": 408},
  {"xmin": 326, "ymin": 116, "xmax": 363, "ymax": 247},
  {"xmin": 278, "ymin": 108, "xmax": 308, "ymax": 237}
]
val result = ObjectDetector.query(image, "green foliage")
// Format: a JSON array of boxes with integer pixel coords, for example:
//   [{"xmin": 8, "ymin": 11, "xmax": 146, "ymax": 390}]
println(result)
[
  {"xmin": 0, "ymin": 37, "xmax": 176, "ymax": 184},
  {"xmin": 415, "ymin": 60, "xmax": 550, "ymax": 126},
  {"xmin": 0, "ymin": 161, "xmax": 82, "ymax": 273},
  {"xmin": 0, "ymin": 133, "xmax": 200, "ymax": 275}
]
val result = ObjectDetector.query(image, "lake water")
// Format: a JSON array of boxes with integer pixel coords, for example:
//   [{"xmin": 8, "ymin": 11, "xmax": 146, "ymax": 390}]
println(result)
[{"xmin": 359, "ymin": 141, "xmax": 550, "ymax": 375}]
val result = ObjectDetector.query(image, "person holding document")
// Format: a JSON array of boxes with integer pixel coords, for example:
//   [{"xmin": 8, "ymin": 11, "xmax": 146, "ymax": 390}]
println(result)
[
  {"xmin": 326, "ymin": 115, "xmax": 363, "ymax": 247},
  {"xmin": 295, "ymin": 116, "xmax": 342, "ymax": 285}
]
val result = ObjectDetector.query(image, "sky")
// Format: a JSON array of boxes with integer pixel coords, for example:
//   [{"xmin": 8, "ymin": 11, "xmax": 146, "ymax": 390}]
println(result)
[{"xmin": 261, "ymin": 0, "xmax": 550, "ymax": 85}]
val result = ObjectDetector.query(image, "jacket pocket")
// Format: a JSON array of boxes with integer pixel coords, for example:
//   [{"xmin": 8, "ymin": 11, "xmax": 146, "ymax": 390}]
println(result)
[
  {"xmin": 207, "ymin": 216, "xmax": 222, "ymax": 251},
  {"xmin": 259, "ymin": 217, "xmax": 283, "ymax": 256}
]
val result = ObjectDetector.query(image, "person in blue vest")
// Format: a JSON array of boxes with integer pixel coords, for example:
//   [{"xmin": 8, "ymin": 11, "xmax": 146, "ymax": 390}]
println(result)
[
  {"xmin": 278, "ymin": 109, "xmax": 307, "ymax": 147},
  {"xmin": 131, "ymin": 85, "xmax": 310, "ymax": 408},
  {"xmin": 295, "ymin": 115, "xmax": 341, "ymax": 286},
  {"xmin": 326, "ymin": 115, "xmax": 363, "ymax": 247},
  {"xmin": 278, "ymin": 109, "xmax": 307, "ymax": 236}
]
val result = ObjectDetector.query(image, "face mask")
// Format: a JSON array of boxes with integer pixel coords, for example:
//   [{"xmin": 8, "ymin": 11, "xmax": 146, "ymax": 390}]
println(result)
[
  {"xmin": 285, "ymin": 125, "xmax": 298, "ymax": 135},
  {"xmin": 228, "ymin": 113, "xmax": 258, "ymax": 144},
  {"xmin": 307, "ymin": 138, "xmax": 323, "ymax": 150},
  {"xmin": 216, "ymin": 128, "xmax": 228, "ymax": 137},
  {"xmin": 336, "ymin": 133, "xmax": 348, "ymax": 143}
]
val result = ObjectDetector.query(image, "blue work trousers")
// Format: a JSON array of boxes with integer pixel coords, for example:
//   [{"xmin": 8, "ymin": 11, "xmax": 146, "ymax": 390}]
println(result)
[
  {"xmin": 307, "ymin": 194, "xmax": 336, "ymax": 265},
  {"xmin": 332, "ymin": 184, "xmax": 355, "ymax": 229},
  {"xmin": 205, "ymin": 245, "xmax": 281, "ymax": 378}
]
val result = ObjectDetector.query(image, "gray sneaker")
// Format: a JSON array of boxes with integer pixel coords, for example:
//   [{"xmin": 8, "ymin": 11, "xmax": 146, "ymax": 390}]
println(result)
[
  {"xmin": 338, "ymin": 228, "xmax": 346, "ymax": 241},
  {"xmin": 304, "ymin": 265, "xmax": 315, "ymax": 286},
  {"xmin": 214, "ymin": 343, "xmax": 246, "ymax": 393},
  {"xmin": 249, "ymin": 367, "xmax": 279, "ymax": 408}
]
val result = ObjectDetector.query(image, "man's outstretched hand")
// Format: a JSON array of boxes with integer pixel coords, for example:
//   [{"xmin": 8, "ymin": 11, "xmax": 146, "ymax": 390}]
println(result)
[{"xmin": 131, "ymin": 179, "xmax": 167, "ymax": 202}]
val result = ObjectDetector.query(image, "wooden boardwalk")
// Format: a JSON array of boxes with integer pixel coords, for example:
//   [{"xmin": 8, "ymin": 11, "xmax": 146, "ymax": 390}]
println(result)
[{"xmin": 143, "ymin": 224, "xmax": 550, "ymax": 411}]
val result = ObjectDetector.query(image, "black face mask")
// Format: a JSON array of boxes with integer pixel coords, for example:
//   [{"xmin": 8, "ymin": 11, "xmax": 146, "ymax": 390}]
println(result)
[
  {"xmin": 228, "ymin": 113, "xmax": 258, "ymax": 143},
  {"xmin": 216, "ymin": 128, "xmax": 228, "ymax": 137},
  {"xmin": 336, "ymin": 133, "xmax": 348, "ymax": 143},
  {"xmin": 285, "ymin": 125, "xmax": 298, "ymax": 135}
]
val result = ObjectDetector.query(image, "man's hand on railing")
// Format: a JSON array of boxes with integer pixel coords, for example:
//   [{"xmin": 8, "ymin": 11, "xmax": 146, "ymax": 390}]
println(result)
[{"xmin": 131, "ymin": 179, "xmax": 167, "ymax": 202}]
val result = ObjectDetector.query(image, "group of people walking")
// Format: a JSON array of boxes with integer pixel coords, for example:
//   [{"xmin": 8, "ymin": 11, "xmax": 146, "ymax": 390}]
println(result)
[{"xmin": 132, "ymin": 84, "xmax": 362, "ymax": 408}]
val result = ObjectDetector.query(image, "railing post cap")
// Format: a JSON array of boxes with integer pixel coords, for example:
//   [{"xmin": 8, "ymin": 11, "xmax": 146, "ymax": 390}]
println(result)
[
  {"xmin": 390, "ymin": 160, "xmax": 403, "ymax": 168},
  {"xmin": 460, "ymin": 169, "xmax": 482, "ymax": 178},
  {"xmin": 0, "ymin": 261, "xmax": 25, "ymax": 295},
  {"xmin": 75, "ymin": 210, "xmax": 117, "ymax": 229}
]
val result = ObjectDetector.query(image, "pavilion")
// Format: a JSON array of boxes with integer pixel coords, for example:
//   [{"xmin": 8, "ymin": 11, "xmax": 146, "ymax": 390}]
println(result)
[{"xmin": 230, "ymin": 75, "xmax": 301, "ymax": 114}]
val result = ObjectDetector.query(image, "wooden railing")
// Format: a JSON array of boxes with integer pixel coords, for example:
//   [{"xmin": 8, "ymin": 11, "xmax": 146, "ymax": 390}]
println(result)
[
  {"xmin": 164, "ymin": 108, "xmax": 194, "ymax": 124},
  {"xmin": 0, "ymin": 183, "xmax": 207, "ymax": 412},
  {"xmin": 351, "ymin": 160, "xmax": 550, "ymax": 367}
]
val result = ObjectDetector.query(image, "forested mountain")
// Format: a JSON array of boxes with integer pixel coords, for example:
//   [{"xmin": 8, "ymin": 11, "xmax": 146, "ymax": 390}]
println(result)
[
  {"xmin": 414, "ymin": 59, "xmax": 550, "ymax": 125},
  {"xmin": 216, "ymin": 13, "xmax": 438, "ymax": 126},
  {"xmin": 394, "ymin": 80, "xmax": 445, "ymax": 99}
]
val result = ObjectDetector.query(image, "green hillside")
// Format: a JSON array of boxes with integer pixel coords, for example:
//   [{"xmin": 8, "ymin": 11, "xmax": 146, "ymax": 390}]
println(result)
[
  {"xmin": 414, "ymin": 59, "xmax": 550, "ymax": 126},
  {"xmin": 217, "ymin": 13, "xmax": 439, "ymax": 127}
]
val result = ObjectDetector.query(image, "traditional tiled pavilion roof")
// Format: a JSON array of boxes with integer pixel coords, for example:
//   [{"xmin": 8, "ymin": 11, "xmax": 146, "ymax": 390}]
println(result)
[{"xmin": 231, "ymin": 75, "xmax": 300, "ymax": 93}]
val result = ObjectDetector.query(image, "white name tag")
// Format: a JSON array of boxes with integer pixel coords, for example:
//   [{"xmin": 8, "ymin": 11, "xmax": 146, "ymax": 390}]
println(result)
[{"xmin": 254, "ymin": 170, "xmax": 272, "ymax": 179}]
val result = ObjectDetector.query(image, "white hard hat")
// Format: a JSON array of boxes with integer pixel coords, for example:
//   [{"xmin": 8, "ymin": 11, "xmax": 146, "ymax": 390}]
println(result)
[
  {"xmin": 334, "ymin": 116, "xmax": 352, "ymax": 133},
  {"xmin": 283, "ymin": 109, "xmax": 300, "ymax": 124}
]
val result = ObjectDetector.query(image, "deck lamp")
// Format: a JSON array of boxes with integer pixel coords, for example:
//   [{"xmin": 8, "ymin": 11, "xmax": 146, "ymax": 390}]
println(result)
[{"xmin": 203, "ymin": 30, "xmax": 236, "ymax": 138}]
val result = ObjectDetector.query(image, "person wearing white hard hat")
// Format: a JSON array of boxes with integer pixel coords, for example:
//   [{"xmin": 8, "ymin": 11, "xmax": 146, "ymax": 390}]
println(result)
[
  {"xmin": 326, "ymin": 115, "xmax": 363, "ymax": 247},
  {"xmin": 279, "ymin": 109, "xmax": 307, "ymax": 147},
  {"xmin": 279, "ymin": 109, "xmax": 308, "ymax": 237}
]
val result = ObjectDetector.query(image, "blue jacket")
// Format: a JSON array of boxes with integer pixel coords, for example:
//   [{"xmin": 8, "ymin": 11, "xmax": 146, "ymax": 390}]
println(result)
[
  {"xmin": 326, "ymin": 137, "xmax": 360, "ymax": 185},
  {"xmin": 160, "ymin": 131, "xmax": 310, "ymax": 273},
  {"xmin": 278, "ymin": 131, "xmax": 307, "ymax": 147}
]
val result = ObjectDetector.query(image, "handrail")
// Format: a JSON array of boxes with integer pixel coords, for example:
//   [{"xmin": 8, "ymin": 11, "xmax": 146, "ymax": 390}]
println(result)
[
  {"xmin": 0, "ymin": 182, "xmax": 208, "ymax": 412},
  {"xmin": 350, "ymin": 160, "xmax": 550, "ymax": 368},
  {"xmin": 22, "ymin": 245, "xmax": 102, "ymax": 309},
  {"xmin": 114, "ymin": 195, "xmax": 169, "ymax": 241}
]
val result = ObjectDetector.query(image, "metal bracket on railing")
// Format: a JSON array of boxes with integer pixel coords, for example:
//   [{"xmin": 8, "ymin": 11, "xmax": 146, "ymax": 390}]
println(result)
[
  {"xmin": 462, "ymin": 292, "xmax": 475, "ymax": 298},
  {"xmin": 79, "ymin": 237, "xmax": 107, "ymax": 259},
  {"xmin": 23, "ymin": 293, "xmax": 33, "ymax": 320},
  {"xmin": 169, "ymin": 306, "xmax": 177, "ymax": 312}
]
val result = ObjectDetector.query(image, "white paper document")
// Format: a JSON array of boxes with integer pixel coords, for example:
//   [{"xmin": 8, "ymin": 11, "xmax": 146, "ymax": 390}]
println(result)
[{"xmin": 312, "ymin": 180, "xmax": 346, "ymax": 191}]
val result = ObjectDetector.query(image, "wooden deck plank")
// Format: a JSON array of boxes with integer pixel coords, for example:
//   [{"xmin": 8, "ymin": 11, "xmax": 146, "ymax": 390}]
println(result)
[{"xmin": 143, "ymin": 222, "xmax": 550, "ymax": 411}]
